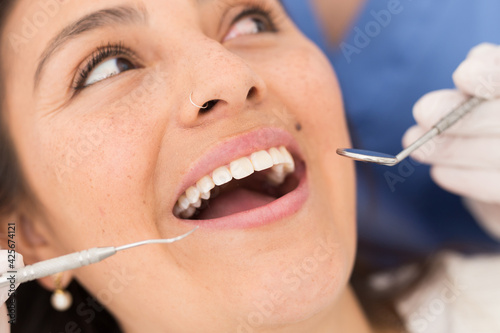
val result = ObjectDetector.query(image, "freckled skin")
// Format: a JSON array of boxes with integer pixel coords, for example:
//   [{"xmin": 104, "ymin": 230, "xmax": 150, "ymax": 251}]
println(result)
[{"xmin": 1, "ymin": 0, "xmax": 363, "ymax": 332}]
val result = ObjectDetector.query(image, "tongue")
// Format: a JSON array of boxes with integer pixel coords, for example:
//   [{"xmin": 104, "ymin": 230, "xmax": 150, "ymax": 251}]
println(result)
[{"xmin": 197, "ymin": 188, "xmax": 276, "ymax": 220}]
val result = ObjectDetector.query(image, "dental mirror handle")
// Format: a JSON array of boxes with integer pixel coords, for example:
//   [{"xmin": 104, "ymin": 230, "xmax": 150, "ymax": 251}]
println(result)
[
  {"xmin": 0, "ymin": 247, "xmax": 116, "ymax": 288},
  {"xmin": 395, "ymin": 96, "xmax": 485, "ymax": 162},
  {"xmin": 433, "ymin": 96, "xmax": 485, "ymax": 133}
]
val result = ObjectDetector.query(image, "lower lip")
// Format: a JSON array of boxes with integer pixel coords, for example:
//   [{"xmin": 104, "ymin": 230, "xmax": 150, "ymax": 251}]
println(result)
[{"xmin": 181, "ymin": 161, "xmax": 308, "ymax": 230}]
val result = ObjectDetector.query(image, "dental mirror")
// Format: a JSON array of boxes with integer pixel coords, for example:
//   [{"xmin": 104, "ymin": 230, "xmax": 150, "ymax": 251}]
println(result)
[
  {"xmin": 336, "ymin": 149, "xmax": 398, "ymax": 166},
  {"xmin": 337, "ymin": 96, "xmax": 484, "ymax": 166}
]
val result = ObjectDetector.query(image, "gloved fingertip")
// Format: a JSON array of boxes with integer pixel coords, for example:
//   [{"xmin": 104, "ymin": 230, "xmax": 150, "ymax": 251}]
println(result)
[
  {"xmin": 413, "ymin": 90, "xmax": 466, "ymax": 127},
  {"xmin": 453, "ymin": 57, "xmax": 500, "ymax": 99},
  {"xmin": 402, "ymin": 125, "xmax": 421, "ymax": 149},
  {"xmin": 429, "ymin": 166, "xmax": 451, "ymax": 192},
  {"xmin": 452, "ymin": 60, "xmax": 475, "ymax": 92},
  {"xmin": 467, "ymin": 43, "xmax": 499, "ymax": 59},
  {"xmin": 403, "ymin": 126, "xmax": 439, "ymax": 164},
  {"xmin": 463, "ymin": 198, "xmax": 500, "ymax": 240}
]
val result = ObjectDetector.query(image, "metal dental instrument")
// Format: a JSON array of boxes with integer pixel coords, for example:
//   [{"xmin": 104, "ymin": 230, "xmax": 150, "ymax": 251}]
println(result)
[
  {"xmin": 337, "ymin": 96, "xmax": 485, "ymax": 166},
  {"xmin": 0, "ymin": 227, "xmax": 198, "ymax": 288}
]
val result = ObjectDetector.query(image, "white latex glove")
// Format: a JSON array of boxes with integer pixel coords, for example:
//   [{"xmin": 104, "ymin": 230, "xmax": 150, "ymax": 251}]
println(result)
[
  {"xmin": 403, "ymin": 43, "xmax": 500, "ymax": 240},
  {"xmin": 0, "ymin": 250, "xmax": 24, "ymax": 333}
]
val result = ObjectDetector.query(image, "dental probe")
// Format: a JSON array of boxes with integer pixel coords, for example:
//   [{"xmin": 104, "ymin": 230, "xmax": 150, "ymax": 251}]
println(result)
[
  {"xmin": 0, "ymin": 227, "xmax": 198, "ymax": 288},
  {"xmin": 337, "ymin": 96, "xmax": 485, "ymax": 166}
]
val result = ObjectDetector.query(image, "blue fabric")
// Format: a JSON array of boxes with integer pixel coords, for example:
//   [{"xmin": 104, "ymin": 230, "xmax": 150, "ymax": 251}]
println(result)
[{"xmin": 283, "ymin": 0, "xmax": 500, "ymax": 263}]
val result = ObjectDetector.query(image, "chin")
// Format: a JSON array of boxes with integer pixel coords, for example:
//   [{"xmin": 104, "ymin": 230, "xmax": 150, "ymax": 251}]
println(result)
[
  {"xmin": 230, "ymin": 229, "xmax": 352, "ymax": 330},
  {"xmin": 233, "ymin": 245, "xmax": 350, "ymax": 332}
]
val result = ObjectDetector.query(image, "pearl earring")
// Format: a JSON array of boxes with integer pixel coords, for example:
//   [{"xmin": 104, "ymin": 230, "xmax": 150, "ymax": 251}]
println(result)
[{"xmin": 50, "ymin": 273, "xmax": 72, "ymax": 311}]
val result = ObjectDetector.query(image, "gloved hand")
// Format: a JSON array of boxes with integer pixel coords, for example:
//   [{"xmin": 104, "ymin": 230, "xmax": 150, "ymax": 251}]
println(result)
[
  {"xmin": 0, "ymin": 250, "xmax": 24, "ymax": 333},
  {"xmin": 403, "ymin": 43, "xmax": 500, "ymax": 240}
]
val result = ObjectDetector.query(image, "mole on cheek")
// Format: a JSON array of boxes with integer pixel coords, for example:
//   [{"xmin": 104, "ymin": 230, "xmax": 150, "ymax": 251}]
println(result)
[{"xmin": 295, "ymin": 123, "xmax": 302, "ymax": 131}]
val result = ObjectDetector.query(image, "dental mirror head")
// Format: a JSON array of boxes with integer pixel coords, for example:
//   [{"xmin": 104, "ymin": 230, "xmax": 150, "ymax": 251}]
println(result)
[{"xmin": 336, "ymin": 148, "xmax": 398, "ymax": 166}]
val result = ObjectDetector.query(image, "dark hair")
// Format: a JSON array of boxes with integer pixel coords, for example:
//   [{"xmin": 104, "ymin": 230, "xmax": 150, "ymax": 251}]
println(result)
[
  {"xmin": 0, "ymin": 2, "xmax": 122, "ymax": 332},
  {"xmin": 0, "ymin": 0, "xmax": 23, "ymax": 217},
  {"xmin": 12, "ymin": 281, "xmax": 122, "ymax": 333}
]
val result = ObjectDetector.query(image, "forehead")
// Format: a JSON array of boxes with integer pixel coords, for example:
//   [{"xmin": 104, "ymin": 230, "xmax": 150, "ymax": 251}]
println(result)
[{"xmin": 1, "ymin": 3, "xmax": 129, "ymax": 60}]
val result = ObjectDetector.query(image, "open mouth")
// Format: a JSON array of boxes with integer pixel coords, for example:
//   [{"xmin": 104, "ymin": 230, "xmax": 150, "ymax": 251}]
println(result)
[{"xmin": 173, "ymin": 146, "xmax": 302, "ymax": 220}]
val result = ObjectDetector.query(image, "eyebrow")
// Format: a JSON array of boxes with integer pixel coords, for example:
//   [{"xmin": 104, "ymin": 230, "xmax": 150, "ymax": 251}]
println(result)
[{"xmin": 34, "ymin": 5, "xmax": 148, "ymax": 89}]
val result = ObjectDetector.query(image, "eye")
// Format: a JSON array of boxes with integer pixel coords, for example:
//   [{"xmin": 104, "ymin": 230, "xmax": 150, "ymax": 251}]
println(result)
[
  {"xmin": 84, "ymin": 58, "xmax": 135, "ymax": 87},
  {"xmin": 224, "ymin": 7, "xmax": 278, "ymax": 42},
  {"xmin": 73, "ymin": 43, "xmax": 138, "ymax": 90}
]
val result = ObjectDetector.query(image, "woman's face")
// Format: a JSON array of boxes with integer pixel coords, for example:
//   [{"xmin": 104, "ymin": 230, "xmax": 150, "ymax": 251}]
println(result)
[{"xmin": 2, "ymin": 0, "xmax": 355, "ymax": 331}]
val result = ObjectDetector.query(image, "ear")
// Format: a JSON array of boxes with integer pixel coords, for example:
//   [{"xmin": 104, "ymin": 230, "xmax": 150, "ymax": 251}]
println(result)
[{"xmin": 0, "ymin": 210, "xmax": 73, "ymax": 291}]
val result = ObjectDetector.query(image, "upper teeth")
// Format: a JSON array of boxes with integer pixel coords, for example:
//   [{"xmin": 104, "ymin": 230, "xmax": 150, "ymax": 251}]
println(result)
[{"xmin": 174, "ymin": 146, "xmax": 295, "ymax": 219}]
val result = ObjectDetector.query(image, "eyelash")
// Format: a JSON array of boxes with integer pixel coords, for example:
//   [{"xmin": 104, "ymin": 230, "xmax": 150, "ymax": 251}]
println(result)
[
  {"xmin": 230, "ymin": 3, "xmax": 280, "ymax": 33},
  {"xmin": 73, "ymin": 42, "xmax": 136, "ymax": 90},
  {"xmin": 72, "ymin": 3, "xmax": 279, "ymax": 91}
]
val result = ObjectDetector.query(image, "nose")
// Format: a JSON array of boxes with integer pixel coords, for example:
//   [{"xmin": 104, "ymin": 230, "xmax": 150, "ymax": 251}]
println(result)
[{"xmin": 179, "ymin": 38, "xmax": 267, "ymax": 125}]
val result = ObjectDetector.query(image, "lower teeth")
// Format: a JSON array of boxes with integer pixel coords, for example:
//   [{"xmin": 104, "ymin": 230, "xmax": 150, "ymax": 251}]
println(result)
[
  {"xmin": 177, "ymin": 176, "xmax": 290, "ymax": 220},
  {"xmin": 174, "ymin": 146, "xmax": 295, "ymax": 219}
]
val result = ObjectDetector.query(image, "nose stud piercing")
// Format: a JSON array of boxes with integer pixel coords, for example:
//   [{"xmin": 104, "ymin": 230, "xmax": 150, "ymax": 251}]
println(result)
[{"xmin": 189, "ymin": 92, "xmax": 207, "ymax": 109}]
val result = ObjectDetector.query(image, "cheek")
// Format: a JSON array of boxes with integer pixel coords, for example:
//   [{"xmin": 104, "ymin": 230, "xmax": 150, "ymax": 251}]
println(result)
[
  {"xmin": 18, "ymin": 86, "xmax": 169, "ymax": 249},
  {"xmin": 268, "ymin": 43, "xmax": 355, "ymax": 232},
  {"xmin": 265, "ymin": 40, "xmax": 357, "ymax": 289},
  {"xmin": 263, "ymin": 41, "xmax": 350, "ymax": 159}
]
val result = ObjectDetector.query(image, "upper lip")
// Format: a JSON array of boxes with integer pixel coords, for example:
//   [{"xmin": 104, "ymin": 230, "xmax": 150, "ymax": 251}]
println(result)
[{"xmin": 172, "ymin": 127, "xmax": 303, "ymax": 211}]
